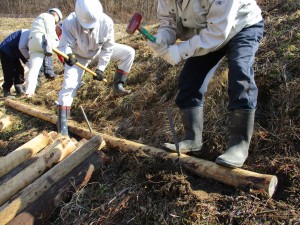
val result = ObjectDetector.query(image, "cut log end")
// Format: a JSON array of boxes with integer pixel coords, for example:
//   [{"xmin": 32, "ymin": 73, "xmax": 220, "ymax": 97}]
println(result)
[{"xmin": 268, "ymin": 176, "xmax": 278, "ymax": 198}]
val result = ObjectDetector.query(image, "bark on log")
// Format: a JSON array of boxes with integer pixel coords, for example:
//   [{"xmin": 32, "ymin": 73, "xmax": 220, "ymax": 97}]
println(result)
[
  {"xmin": 0, "ymin": 137, "xmax": 78, "ymax": 206},
  {"xmin": 0, "ymin": 133, "xmax": 63, "ymax": 185},
  {"xmin": 0, "ymin": 116, "xmax": 12, "ymax": 131},
  {"xmin": 7, "ymin": 151, "xmax": 106, "ymax": 225},
  {"xmin": 0, "ymin": 131, "xmax": 57, "ymax": 178},
  {"xmin": 4, "ymin": 98, "xmax": 278, "ymax": 197},
  {"xmin": 0, "ymin": 135, "xmax": 104, "ymax": 225}
]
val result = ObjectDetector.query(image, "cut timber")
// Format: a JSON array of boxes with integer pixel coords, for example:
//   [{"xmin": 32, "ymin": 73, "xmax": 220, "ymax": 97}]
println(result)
[
  {"xmin": 0, "ymin": 133, "xmax": 63, "ymax": 185},
  {"xmin": 4, "ymin": 98, "xmax": 278, "ymax": 197},
  {"xmin": 0, "ymin": 135, "xmax": 104, "ymax": 225},
  {"xmin": 7, "ymin": 151, "xmax": 106, "ymax": 225},
  {"xmin": 0, "ymin": 131, "xmax": 57, "ymax": 178},
  {"xmin": 0, "ymin": 116, "xmax": 12, "ymax": 131},
  {"xmin": 0, "ymin": 137, "xmax": 77, "ymax": 206}
]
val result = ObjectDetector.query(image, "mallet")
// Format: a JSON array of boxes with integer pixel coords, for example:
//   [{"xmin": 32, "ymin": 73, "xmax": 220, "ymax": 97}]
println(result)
[{"xmin": 126, "ymin": 13, "xmax": 156, "ymax": 42}]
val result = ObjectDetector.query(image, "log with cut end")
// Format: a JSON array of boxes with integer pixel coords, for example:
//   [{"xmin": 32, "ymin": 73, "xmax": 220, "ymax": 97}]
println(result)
[
  {"xmin": 0, "ymin": 133, "xmax": 63, "ymax": 185},
  {"xmin": 4, "ymin": 98, "xmax": 278, "ymax": 198},
  {"xmin": 7, "ymin": 151, "xmax": 106, "ymax": 225},
  {"xmin": 0, "ymin": 135, "xmax": 105, "ymax": 225},
  {"xmin": 0, "ymin": 137, "xmax": 78, "ymax": 206},
  {"xmin": 0, "ymin": 116, "xmax": 12, "ymax": 131},
  {"xmin": 0, "ymin": 131, "xmax": 57, "ymax": 179}
]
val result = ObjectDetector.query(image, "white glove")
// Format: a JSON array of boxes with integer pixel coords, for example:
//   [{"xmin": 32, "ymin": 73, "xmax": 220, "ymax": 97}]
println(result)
[
  {"xmin": 161, "ymin": 45, "xmax": 182, "ymax": 66},
  {"xmin": 147, "ymin": 32, "xmax": 171, "ymax": 57},
  {"xmin": 147, "ymin": 39, "xmax": 168, "ymax": 57}
]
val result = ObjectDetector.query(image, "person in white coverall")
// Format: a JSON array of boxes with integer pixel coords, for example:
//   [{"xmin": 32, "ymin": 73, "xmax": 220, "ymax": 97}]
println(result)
[
  {"xmin": 57, "ymin": 0, "xmax": 135, "ymax": 136},
  {"xmin": 25, "ymin": 8, "xmax": 63, "ymax": 97},
  {"xmin": 148, "ymin": 0, "xmax": 264, "ymax": 168}
]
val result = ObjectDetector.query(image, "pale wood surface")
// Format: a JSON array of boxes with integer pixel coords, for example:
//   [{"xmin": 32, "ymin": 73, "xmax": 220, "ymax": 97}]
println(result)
[
  {"xmin": 0, "ymin": 131, "xmax": 57, "ymax": 178},
  {"xmin": 0, "ymin": 135, "xmax": 104, "ymax": 225},
  {"xmin": 4, "ymin": 98, "xmax": 278, "ymax": 198}
]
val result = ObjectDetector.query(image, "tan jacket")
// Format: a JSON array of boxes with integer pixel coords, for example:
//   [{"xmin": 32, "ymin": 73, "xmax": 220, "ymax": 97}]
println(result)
[
  {"xmin": 29, "ymin": 13, "xmax": 59, "ymax": 50},
  {"xmin": 157, "ymin": 0, "xmax": 263, "ymax": 58}
]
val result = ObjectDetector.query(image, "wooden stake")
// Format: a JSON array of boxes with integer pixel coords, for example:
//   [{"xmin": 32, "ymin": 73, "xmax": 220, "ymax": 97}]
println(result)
[
  {"xmin": 4, "ymin": 98, "xmax": 278, "ymax": 198},
  {"xmin": 7, "ymin": 151, "xmax": 106, "ymax": 225},
  {"xmin": 0, "ymin": 131, "xmax": 57, "ymax": 178},
  {"xmin": 0, "ymin": 137, "xmax": 77, "ymax": 206},
  {"xmin": 0, "ymin": 135, "xmax": 104, "ymax": 225}
]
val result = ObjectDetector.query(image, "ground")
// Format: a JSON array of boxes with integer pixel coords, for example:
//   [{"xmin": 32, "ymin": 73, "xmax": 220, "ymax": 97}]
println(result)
[{"xmin": 0, "ymin": 1, "xmax": 300, "ymax": 224}]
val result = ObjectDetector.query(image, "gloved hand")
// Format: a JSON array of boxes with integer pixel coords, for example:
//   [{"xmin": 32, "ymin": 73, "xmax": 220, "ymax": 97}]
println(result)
[
  {"xmin": 65, "ymin": 53, "xmax": 77, "ymax": 66},
  {"xmin": 161, "ymin": 45, "xmax": 182, "ymax": 66},
  {"xmin": 93, "ymin": 69, "xmax": 105, "ymax": 81},
  {"xmin": 147, "ymin": 32, "xmax": 169, "ymax": 57}
]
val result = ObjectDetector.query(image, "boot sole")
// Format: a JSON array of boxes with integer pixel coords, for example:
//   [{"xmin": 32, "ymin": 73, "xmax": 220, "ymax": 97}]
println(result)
[{"xmin": 215, "ymin": 158, "xmax": 242, "ymax": 168}]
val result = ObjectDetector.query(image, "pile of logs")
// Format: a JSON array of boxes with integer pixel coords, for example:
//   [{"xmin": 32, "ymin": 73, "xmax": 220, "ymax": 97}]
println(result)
[
  {"xmin": 0, "ymin": 99, "xmax": 279, "ymax": 224},
  {"xmin": 0, "ymin": 131, "xmax": 105, "ymax": 225}
]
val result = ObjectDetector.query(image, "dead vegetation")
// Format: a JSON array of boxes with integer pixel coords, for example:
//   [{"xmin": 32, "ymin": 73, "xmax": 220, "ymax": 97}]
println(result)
[{"xmin": 0, "ymin": 1, "xmax": 300, "ymax": 224}]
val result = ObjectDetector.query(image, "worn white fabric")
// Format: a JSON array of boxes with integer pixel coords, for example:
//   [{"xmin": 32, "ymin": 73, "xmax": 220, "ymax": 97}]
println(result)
[
  {"xmin": 59, "ymin": 12, "xmax": 114, "ymax": 72},
  {"xmin": 157, "ymin": 0, "xmax": 263, "ymax": 58},
  {"xmin": 147, "ymin": 40, "xmax": 168, "ymax": 57},
  {"xmin": 26, "ymin": 13, "xmax": 59, "ymax": 95},
  {"xmin": 18, "ymin": 29, "xmax": 30, "ymax": 60},
  {"xmin": 58, "ymin": 43, "xmax": 135, "ymax": 106},
  {"xmin": 29, "ymin": 13, "xmax": 59, "ymax": 53},
  {"xmin": 25, "ymin": 51, "xmax": 44, "ymax": 95},
  {"xmin": 161, "ymin": 45, "xmax": 182, "ymax": 66}
]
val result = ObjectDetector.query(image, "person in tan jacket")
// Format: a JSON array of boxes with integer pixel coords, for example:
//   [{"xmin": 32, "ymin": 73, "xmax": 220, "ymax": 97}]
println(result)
[
  {"xmin": 148, "ymin": 0, "xmax": 264, "ymax": 168},
  {"xmin": 25, "ymin": 8, "xmax": 62, "ymax": 97}
]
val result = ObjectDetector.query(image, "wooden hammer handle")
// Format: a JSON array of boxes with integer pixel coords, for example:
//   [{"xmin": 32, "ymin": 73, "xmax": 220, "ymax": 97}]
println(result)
[{"xmin": 52, "ymin": 48, "xmax": 107, "ymax": 83}]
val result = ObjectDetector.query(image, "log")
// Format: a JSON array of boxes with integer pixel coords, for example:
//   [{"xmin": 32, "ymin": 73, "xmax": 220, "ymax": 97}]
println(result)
[
  {"xmin": 0, "ymin": 135, "xmax": 84, "ymax": 186},
  {"xmin": 7, "ymin": 151, "xmax": 106, "ymax": 225},
  {"xmin": 4, "ymin": 98, "xmax": 278, "ymax": 197},
  {"xmin": 0, "ymin": 116, "xmax": 12, "ymax": 131},
  {"xmin": 0, "ymin": 137, "xmax": 77, "ymax": 206},
  {"xmin": 0, "ymin": 131, "xmax": 57, "ymax": 178},
  {"xmin": 0, "ymin": 135, "xmax": 104, "ymax": 225}
]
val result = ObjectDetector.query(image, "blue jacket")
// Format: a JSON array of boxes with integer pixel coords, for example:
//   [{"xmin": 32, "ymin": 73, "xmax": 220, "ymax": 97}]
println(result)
[{"xmin": 0, "ymin": 30, "xmax": 29, "ymax": 64}]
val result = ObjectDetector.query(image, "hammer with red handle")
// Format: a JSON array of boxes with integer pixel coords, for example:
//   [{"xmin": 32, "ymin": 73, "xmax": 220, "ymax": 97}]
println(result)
[{"xmin": 126, "ymin": 13, "xmax": 156, "ymax": 42}]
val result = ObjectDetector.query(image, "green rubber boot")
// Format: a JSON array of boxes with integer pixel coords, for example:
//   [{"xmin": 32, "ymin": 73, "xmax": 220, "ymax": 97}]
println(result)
[
  {"xmin": 215, "ymin": 109, "xmax": 255, "ymax": 168},
  {"xmin": 163, "ymin": 107, "xmax": 203, "ymax": 153}
]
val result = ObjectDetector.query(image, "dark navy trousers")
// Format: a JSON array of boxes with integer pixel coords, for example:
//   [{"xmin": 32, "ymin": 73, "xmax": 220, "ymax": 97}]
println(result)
[
  {"xmin": 0, "ymin": 51, "xmax": 25, "ymax": 91},
  {"xmin": 175, "ymin": 20, "xmax": 264, "ymax": 111}
]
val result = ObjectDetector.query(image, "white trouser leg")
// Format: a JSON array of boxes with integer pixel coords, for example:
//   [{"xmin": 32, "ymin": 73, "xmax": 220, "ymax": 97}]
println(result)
[
  {"xmin": 111, "ymin": 43, "xmax": 135, "ymax": 72},
  {"xmin": 58, "ymin": 57, "xmax": 88, "ymax": 106},
  {"xmin": 26, "ymin": 52, "xmax": 44, "ymax": 95}
]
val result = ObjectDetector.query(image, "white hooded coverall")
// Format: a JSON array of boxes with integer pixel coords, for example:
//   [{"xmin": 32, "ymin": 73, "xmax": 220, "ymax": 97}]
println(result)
[{"xmin": 58, "ymin": 12, "xmax": 135, "ymax": 106}]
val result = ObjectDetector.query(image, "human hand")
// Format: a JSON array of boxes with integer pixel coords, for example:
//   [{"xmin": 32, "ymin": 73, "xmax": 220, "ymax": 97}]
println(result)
[
  {"xmin": 93, "ymin": 69, "xmax": 105, "ymax": 81},
  {"xmin": 147, "ymin": 32, "xmax": 169, "ymax": 57},
  {"xmin": 161, "ymin": 45, "xmax": 182, "ymax": 66},
  {"xmin": 65, "ymin": 53, "xmax": 77, "ymax": 66}
]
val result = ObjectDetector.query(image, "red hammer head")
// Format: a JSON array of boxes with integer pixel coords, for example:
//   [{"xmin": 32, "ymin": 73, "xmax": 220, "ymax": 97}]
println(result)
[{"xmin": 126, "ymin": 13, "xmax": 142, "ymax": 34}]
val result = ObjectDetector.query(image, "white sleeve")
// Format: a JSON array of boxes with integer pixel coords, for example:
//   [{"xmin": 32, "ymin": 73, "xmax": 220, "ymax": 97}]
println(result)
[
  {"xmin": 18, "ymin": 29, "xmax": 30, "ymax": 60},
  {"xmin": 157, "ymin": 0, "xmax": 177, "ymax": 45},
  {"xmin": 178, "ymin": 0, "xmax": 238, "ymax": 58},
  {"xmin": 97, "ymin": 22, "xmax": 115, "ymax": 72},
  {"xmin": 43, "ymin": 14, "xmax": 59, "ymax": 49},
  {"xmin": 58, "ymin": 20, "xmax": 76, "ymax": 55}
]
